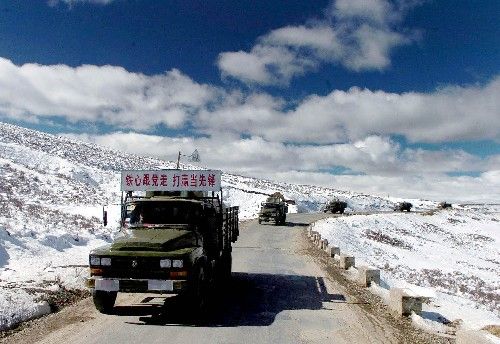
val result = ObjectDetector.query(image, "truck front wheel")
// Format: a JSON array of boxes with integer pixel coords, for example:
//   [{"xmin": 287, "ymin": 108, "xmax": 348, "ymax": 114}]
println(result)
[
  {"xmin": 92, "ymin": 290, "xmax": 117, "ymax": 314},
  {"xmin": 220, "ymin": 252, "xmax": 232, "ymax": 282},
  {"xmin": 188, "ymin": 264, "xmax": 209, "ymax": 313}
]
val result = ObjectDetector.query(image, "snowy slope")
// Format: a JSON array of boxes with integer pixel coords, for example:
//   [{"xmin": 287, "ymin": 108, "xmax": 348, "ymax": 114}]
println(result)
[
  {"xmin": 0, "ymin": 122, "xmax": 404, "ymax": 330},
  {"xmin": 312, "ymin": 205, "xmax": 500, "ymax": 331},
  {"xmin": 0, "ymin": 122, "xmax": 496, "ymax": 332}
]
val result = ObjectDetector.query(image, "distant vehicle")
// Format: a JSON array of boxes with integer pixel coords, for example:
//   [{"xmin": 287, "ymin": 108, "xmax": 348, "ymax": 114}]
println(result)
[
  {"xmin": 323, "ymin": 199, "xmax": 347, "ymax": 214},
  {"xmin": 86, "ymin": 170, "xmax": 239, "ymax": 314},
  {"xmin": 258, "ymin": 192, "xmax": 288, "ymax": 225},
  {"xmin": 394, "ymin": 202, "xmax": 413, "ymax": 212},
  {"xmin": 438, "ymin": 201, "xmax": 452, "ymax": 209}
]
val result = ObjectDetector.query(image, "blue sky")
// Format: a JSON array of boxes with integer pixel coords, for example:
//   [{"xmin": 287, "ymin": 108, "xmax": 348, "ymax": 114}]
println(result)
[{"xmin": 0, "ymin": 0, "xmax": 499, "ymax": 201}]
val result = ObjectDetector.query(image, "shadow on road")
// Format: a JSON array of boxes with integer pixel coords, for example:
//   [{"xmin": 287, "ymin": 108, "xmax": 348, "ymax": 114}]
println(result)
[
  {"xmin": 118, "ymin": 272, "xmax": 346, "ymax": 327},
  {"xmin": 284, "ymin": 221, "xmax": 309, "ymax": 227}
]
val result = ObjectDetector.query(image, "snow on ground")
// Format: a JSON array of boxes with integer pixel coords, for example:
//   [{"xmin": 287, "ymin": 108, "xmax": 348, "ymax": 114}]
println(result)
[
  {"xmin": 312, "ymin": 207, "xmax": 500, "ymax": 332},
  {"xmin": 1, "ymin": 122, "xmax": 496, "ymax": 333},
  {"xmin": 0, "ymin": 122, "xmax": 405, "ymax": 330}
]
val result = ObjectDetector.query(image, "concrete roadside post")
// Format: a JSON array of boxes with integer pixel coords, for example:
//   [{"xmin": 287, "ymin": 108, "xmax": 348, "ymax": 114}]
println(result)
[
  {"xmin": 323, "ymin": 239, "xmax": 330, "ymax": 252},
  {"xmin": 328, "ymin": 246, "xmax": 340, "ymax": 258},
  {"xmin": 311, "ymin": 231, "xmax": 319, "ymax": 243},
  {"xmin": 357, "ymin": 266, "xmax": 380, "ymax": 287},
  {"xmin": 339, "ymin": 254, "xmax": 355, "ymax": 269},
  {"xmin": 320, "ymin": 239, "xmax": 328, "ymax": 250},
  {"xmin": 389, "ymin": 288, "xmax": 423, "ymax": 316},
  {"xmin": 316, "ymin": 234, "xmax": 322, "ymax": 245}
]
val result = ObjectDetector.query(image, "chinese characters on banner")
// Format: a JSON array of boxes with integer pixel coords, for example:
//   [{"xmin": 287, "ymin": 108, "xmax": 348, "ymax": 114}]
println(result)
[{"xmin": 121, "ymin": 170, "xmax": 221, "ymax": 192}]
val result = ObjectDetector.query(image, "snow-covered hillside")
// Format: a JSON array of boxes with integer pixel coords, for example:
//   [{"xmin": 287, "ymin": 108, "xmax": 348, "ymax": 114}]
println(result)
[
  {"xmin": 0, "ymin": 122, "xmax": 495, "ymax": 332},
  {"xmin": 0, "ymin": 122, "xmax": 403, "ymax": 330},
  {"xmin": 312, "ymin": 205, "xmax": 500, "ymax": 331}
]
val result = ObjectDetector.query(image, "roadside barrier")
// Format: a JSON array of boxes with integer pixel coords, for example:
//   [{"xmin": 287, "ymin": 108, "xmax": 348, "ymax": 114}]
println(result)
[
  {"xmin": 389, "ymin": 288, "xmax": 425, "ymax": 316},
  {"xmin": 305, "ymin": 222, "xmax": 425, "ymax": 317},
  {"xmin": 304, "ymin": 220, "xmax": 498, "ymax": 343},
  {"xmin": 357, "ymin": 266, "xmax": 380, "ymax": 287},
  {"xmin": 327, "ymin": 246, "xmax": 340, "ymax": 258},
  {"xmin": 339, "ymin": 254, "xmax": 355, "ymax": 270}
]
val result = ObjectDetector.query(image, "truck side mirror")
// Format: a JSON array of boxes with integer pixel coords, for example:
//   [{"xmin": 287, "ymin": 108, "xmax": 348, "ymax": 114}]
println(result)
[{"xmin": 102, "ymin": 207, "xmax": 108, "ymax": 227}]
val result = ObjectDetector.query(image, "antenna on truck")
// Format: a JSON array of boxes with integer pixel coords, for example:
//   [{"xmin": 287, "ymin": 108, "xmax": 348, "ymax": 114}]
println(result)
[{"xmin": 176, "ymin": 149, "xmax": 200, "ymax": 169}]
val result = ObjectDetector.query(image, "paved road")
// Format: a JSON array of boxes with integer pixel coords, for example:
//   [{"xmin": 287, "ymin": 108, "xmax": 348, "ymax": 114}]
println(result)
[{"xmin": 6, "ymin": 213, "xmax": 401, "ymax": 344}]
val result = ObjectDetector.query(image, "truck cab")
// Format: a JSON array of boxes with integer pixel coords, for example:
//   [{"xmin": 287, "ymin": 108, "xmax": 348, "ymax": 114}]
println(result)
[
  {"xmin": 323, "ymin": 199, "xmax": 348, "ymax": 214},
  {"xmin": 86, "ymin": 170, "xmax": 238, "ymax": 314},
  {"xmin": 258, "ymin": 193, "xmax": 288, "ymax": 225}
]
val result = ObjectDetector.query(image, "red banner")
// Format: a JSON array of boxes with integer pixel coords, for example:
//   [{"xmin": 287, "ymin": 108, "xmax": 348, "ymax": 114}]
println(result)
[{"xmin": 121, "ymin": 170, "xmax": 221, "ymax": 192}]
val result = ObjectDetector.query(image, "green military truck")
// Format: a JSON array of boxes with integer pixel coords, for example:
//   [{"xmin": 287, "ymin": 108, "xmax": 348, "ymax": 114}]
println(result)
[
  {"xmin": 438, "ymin": 201, "xmax": 452, "ymax": 209},
  {"xmin": 394, "ymin": 201, "xmax": 413, "ymax": 212},
  {"xmin": 323, "ymin": 199, "xmax": 348, "ymax": 214},
  {"xmin": 86, "ymin": 170, "xmax": 239, "ymax": 314},
  {"xmin": 258, "ymin": 192, "xmax": 288, "ymax": 225}
]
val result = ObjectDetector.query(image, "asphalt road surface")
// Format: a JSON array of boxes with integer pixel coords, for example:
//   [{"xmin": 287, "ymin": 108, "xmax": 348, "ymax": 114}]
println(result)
[{"xmin": 4, "ymin": 213, "xmax": 422, "ymax": 344}]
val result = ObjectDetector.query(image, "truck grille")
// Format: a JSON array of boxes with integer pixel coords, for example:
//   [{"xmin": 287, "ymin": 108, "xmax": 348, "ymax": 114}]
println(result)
[
  {"xmin": 100, "ymin": 257, "xmax": 167, "ymax": 279},
  {"xmin": 111, "ymin": 257, "xmax": 158, "ymax": 270}
]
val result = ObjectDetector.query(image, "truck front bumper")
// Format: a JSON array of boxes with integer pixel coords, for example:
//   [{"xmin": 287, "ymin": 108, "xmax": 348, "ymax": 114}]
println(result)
[
  {"xmin": 259, "ymin": 214, "xmax": 278, "ymax": 221},
  {"xmin": 86, "ymin": 277, "xmax": 187, "ymax": 294}
]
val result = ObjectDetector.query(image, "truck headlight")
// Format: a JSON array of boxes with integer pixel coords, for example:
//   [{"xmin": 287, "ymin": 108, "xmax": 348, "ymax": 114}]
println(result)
[
  {"xmin": 100, "ymin": 257, "xmax": 111, "ymax": 266},
  {"xmin": 160, "ymin": 259, "xmax": 172, "ymax": 268},
  {"xmin": 90, "ymin": 256, "xmax": 101, "ymax": 266},
  {"xmin": 172, "ymin": 260, "xmax": 183, "ymax": 268}
]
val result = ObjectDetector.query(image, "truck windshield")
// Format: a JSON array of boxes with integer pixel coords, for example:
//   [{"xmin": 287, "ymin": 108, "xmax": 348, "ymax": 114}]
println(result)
[{"xmin": 128, "ymin": 201, "xmax": 203, "ymax": 227}]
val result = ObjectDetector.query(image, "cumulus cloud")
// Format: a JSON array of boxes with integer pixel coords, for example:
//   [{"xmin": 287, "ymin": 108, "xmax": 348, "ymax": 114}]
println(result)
[
  {"xmin": 198, "ymin": 76, "xmax": 500, "ymax": 143},
  {"xmin": 265, "ymin": 170, "xmax": 500, "ymax": 203},
  {"xmin": 218, "ymin": 0, "xmax": 417, "ymax": 85},
  {"xmin": 63, "ymin": 132, "xmax": 492, "ymax": 179},
  {"xmin": 1, "ymin": 57, "xmax": 498, "ymax": 144},
  {"xmin": 219, "ymin": 45, "xmax": 316, "ymax": 86},
  {"xmin": 0, "ymin": 58, "xmax": 219, "ymax": 130},
  {"xmin": 64, "ymin": 131, "xmax": 499, "ymax": 202},
  {"xmin": 0, "ymin": 56, "xmax": 497, "ymax": 202}
]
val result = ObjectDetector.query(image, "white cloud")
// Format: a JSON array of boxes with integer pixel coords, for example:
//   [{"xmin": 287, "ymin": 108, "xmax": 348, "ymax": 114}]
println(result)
[
  {"xmin": 218, "ymin": 0, "xmax": 417, "ymax": 85},
  {"xmin": 198, "ymin": 76, "xmax": 500, "ymax": 143},
  {"xmin": 0, "ymin": 58, "xmax": 219, "ymax": 130},
  {"xmin": 218, "ymin": 45, "xmax": 316, "ymax": 86},
  {"xmin": 265, "ymin": 170, "xmax": 500, "ymax": 203},
  {"xmin": 63, "ymin": 131, "xmax": 499, "ymax": 202},
  {"xmin": 332, "ymin": 0, "xmax": 399, "ymax": 24},
  {"xmin": 343, "ymin": 24, "xmax": 408, "ymax": 71},
  {"xmin": 1, "ymin": 57, "xmax": 498, "ymax": 144},
  {"xmin": 262, "ymin": 25, "xmax": 342, "ymax": 54}
]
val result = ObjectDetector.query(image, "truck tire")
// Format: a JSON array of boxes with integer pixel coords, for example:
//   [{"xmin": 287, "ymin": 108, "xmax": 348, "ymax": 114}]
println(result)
[
  {"xmin": 92, "ymin": 290, "xmax": 117, "ymax": 314},
  {"xmin": 217, "ymin": 251, "xmax": 232, "ymax": 284},
  {"xmin": 188, "ymin": 264, "xmax": 209, "ymax": 314}
]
